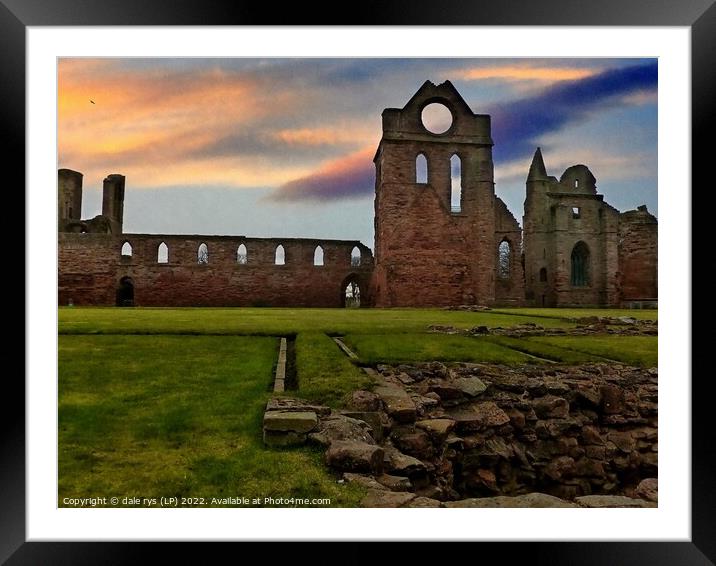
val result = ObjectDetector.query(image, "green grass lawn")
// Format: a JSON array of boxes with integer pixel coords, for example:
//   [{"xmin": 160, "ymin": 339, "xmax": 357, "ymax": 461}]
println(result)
[
  {"xmin": 484, "ymin": 335, "xmax": 608, "ymax": 364},
  {"xmin": 529, "ymin": 336, "xmax": 658, "ymax": 367},
  {"xmin": 57, "ymin": 307, "xmax": 656, "ymax": 506},
  {"xmin": 59, "ymin": 335, "xmax": 364, "ymax": 507},
  {"xmin": 492, "ymin": 307, "xmax": 658, "ymax": 321},
  {"xmin": 342, "ymin": 333, "xmax": 534, "ymax": 365},
  {"xmin": 58, "ymin": 306, "xmax": 578, "ymax": 335},
  {"xmin": 295, "ymin": 333, "xmax": 374, "ymax": 408}
]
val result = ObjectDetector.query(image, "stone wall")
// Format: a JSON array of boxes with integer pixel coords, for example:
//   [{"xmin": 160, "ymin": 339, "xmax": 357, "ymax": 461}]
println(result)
[
  {"xmin": 58, "ymin": 233, "xmax": 373, "ymax": 307},
  {"xmin": 494, "ymin": 197, "xmax": 525, "ymax": 305},
  {"xmin": 317, "ymin": 361, "xmax": 657, "ymax": 504},
  {"xmin": 58, "ymin": 233, "xmax": 118, "ymax": 305},
  {"xmin": 523, "ymin": 151, "xmax": 623, "ymax": 307},
  {"xmin": 619, "ymin": 206, "xmax": 658, "ymax": 303},
  {"xmin": 371, "ymin": 80, "xmax": 522, "ymax": 307}
]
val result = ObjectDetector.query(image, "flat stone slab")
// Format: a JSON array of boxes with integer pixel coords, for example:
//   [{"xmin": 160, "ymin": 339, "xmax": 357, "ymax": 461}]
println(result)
[
  {"xmin": 413, "ymin": 395, "xmax": 440, "ymax": 413},
  {"xmin": 263, "ymin": 411, "xmax": 318, "ymax": 433},
  {"xmin": 343, "ymin": 473, "xmax": 388, "ymax": 491},
  {"xmin": 544, "ymin": 378, "xmax": 571, "ymax": 395},
  {"xmin": 428, "ymin": 382, "xmax": 464, "ymax": 401},
  {"xmin": 326, "ymin": 440, "xmax": 384, "ymax": 474},
  {"xmin": 347, "ymin": 391, "xmax": 382, "ymax": 412},
  {"xmin": 333, "ymin": 337, "xmax": 360, "ymax": 360},
  {"xmin": 533, "ymin": 395, "xmax": 570, "ymax": 419},
  {"xmin": 635, "ymin": 478, "xmax": 658, "ymax": 502},
  {"xmin": 447, "ymin": 401, "xmax": 510, "ymax": 432},
  {"xmin": 376, "ymin": 473, "xmax": 412, "ymax": 492},
  {"xmin": 273, "ymin": 337, "xmax": 287, "ymax": 393},
  {"xmin": 340, "ymin": 411, "xmax": 385, "ymax": 443},
  {"xmin": 374, "ymin": 385, "xmax": 417, "ymax": 423},
  {"xmin": 445, "ymin": 493, "xmax": 577, "ymax": 508},
  {"xmin": 360, "ymin": 489, "xmax": 417, "ymax": 508},
  {"xmin": 266, "ymin": 397, "xmax": 331, "ymax": 417},
  {"xmin": 416, "ymin": 418, "xmax": 455, "ymax": 441},
  {"xmin": 308, "ymin": 414, "xmax": 375, "ymax": 447},
  {"xmin": 390, "ymin": 427, "xmax": 433, "ymax": 460},
  {"xmin": 454, "ymin": 377, "xmax": 487, "ymax": 397},
  {"xmin": 607, "ymin": 431, "xmax": 637, "ymax": 453},
  {"xmin": 383, "ymin": 445, "xmax": 427, "ymax": 477},
  {"xmin": 575, "ymin": 495, "xmax": 657, "ymax": 508}
]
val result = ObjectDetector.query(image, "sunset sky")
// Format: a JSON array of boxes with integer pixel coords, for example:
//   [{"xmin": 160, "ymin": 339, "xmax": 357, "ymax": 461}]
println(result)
[{"xmin": 58, "ymin": 58, "xmax": 657, "ymax": 247}]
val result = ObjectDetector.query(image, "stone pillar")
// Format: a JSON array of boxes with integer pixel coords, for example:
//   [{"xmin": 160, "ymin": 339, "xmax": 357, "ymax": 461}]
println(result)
[
  {"xmin": 102, "ymin": 174, "xmax": 125, "ymax": 234},
  {"xmin": 58, "ymin": 169, "xmax": 83, "ymax": 230}
]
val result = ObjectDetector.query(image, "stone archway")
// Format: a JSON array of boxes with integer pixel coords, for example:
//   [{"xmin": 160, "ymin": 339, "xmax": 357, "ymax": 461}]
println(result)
[
  {"xmin": 341, "ymin": 275, "xmax": 362, "ymax": 308},
  {"xmin": 116, "ymin": 276, "xmax": 134, "ymax": 306}
]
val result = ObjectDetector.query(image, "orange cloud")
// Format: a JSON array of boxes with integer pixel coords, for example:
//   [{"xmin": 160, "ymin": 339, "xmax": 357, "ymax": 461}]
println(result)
[
  {"xmin": 59, "ymin": 70, "xmax": 262, "ymax": 133},
  {"xmin": 270, "ymin": 146, "xmax": 376, "ymax": 201},
  {"xmin": 458, "ymin": 66, "xmax": 597, "ymax": 82},
  {"xmin": 69, "ymin": 151, "xmax": 314, "ymax": 192},
  {"xmin": 58, "ymin": 59, "xmax": 284, "ymax": 186},
  {"xmin": 272, "ymin": 126, "xmax": 373, "ymax": 146}
]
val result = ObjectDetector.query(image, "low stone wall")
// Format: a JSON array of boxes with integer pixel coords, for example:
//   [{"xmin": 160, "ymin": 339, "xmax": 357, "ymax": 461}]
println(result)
[
  {"xmin": 429, "ymin": 318, "xmax": 658, "ymax": 338},
  {"xmin": 372, "ymin": 361, "xmax": 657, "ymax": 501},
  {"xmin": 262, "ymin": 398, "xmax": 331, "ymax": 447},
  {"xmin": 264, "ymin": 361, "xmax": 658, "ymax": 507},
  {"xmin": 59, "ymin": 233, "xmax": 373, "ymax": 307}
]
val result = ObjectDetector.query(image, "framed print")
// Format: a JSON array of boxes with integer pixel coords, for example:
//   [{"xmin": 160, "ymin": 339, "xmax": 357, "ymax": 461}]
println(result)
[{"xmin": 10, "ymin": 0, "xmax": 713, "ymax": 563}]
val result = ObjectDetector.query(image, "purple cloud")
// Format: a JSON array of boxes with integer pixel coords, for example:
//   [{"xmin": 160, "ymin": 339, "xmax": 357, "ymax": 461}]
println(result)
[
  {"xmin": 489, "ymin": 62, "xmax": 657, "ymax": 163},
  {"xmin": 269, "ymin": 62, "xmax": 657, "ymax": 202},
  {"xmin": 268, "ymin": 147, "xmax": 375, "ymax": 202}
]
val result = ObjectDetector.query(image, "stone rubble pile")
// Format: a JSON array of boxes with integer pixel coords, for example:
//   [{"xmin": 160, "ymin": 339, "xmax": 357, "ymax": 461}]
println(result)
[
  {"xmin": 428, "ymin": 318, "xmax": 657, "ymax": 338},
  {"xmin": 262, "ymin": 362, "xmax": 658, "ymax": 508}
]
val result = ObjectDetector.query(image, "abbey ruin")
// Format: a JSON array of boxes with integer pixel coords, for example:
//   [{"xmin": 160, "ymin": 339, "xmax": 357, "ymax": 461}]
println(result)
[{"xmin": 58, "ymin": 81, "xmax": 658, "ymax": 308}]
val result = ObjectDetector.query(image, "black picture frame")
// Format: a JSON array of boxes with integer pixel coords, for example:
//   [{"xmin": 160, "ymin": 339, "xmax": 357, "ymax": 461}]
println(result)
[{"xmin": 9, "ymin": 1, "xmax": 710, "ymax": 563}]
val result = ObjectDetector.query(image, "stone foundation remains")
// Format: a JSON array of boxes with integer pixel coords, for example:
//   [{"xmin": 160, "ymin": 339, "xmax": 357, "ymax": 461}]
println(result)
[{"xmin": 263, "ymin": 361, "xmax": 658, "ymax": 508}]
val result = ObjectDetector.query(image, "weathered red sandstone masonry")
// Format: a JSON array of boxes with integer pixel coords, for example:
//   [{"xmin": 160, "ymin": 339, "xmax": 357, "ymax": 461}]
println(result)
[
  {"xmin": 58, "ymin": 81, "xmax": 657, "ymax": 308},
  {"xmin": 261, "ymin": 321, "xmax": 657, "ymax": 507},
  {"xmin": 371, "ymin": 80, "xmax": 524, "ymax": 307},
  {"xmin": 59, "ymin": 233, "xmax": 372, "ymax": 307},
  {"xmin": 262, "ymin": 356, "xmax": 658, "ymax": 508}
]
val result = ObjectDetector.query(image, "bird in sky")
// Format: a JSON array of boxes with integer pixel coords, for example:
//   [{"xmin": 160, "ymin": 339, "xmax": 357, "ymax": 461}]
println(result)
[{"xmin": 90, "ymin": 100, "xmax": 95, "ymax": 104}]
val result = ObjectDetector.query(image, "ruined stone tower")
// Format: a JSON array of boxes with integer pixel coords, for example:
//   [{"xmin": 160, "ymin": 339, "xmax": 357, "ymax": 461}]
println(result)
[
  {"xmin": 617, "ymin": 205, "xmax": 658, "ymax": 306},
  {"xmin": 58, "ymin": 168, "xmax": 83, "ymax": 231},
  {"xmin": 522, "ymin": 148, "xmax": 621, "ymax": 307},
  {"xmin": 102, "ymin": 174, "xmax": 126, "ymax": 234},
  {"xmin": 371, "ymin": 80, "xmax": 523, "ymax": 307},
  {"xmin": 58, "ymin": 171, "xmax": 126, "ymax": 235}
]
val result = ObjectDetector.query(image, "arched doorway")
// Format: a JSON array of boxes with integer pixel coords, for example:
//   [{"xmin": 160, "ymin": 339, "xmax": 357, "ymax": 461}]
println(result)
[
  {"xmin": 342, "ymin": 277, "xmax": 362, "ymax": 308},
  {"xmin": 116, "ymin": 276, "xmax": 135, "ymax": 306}
]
